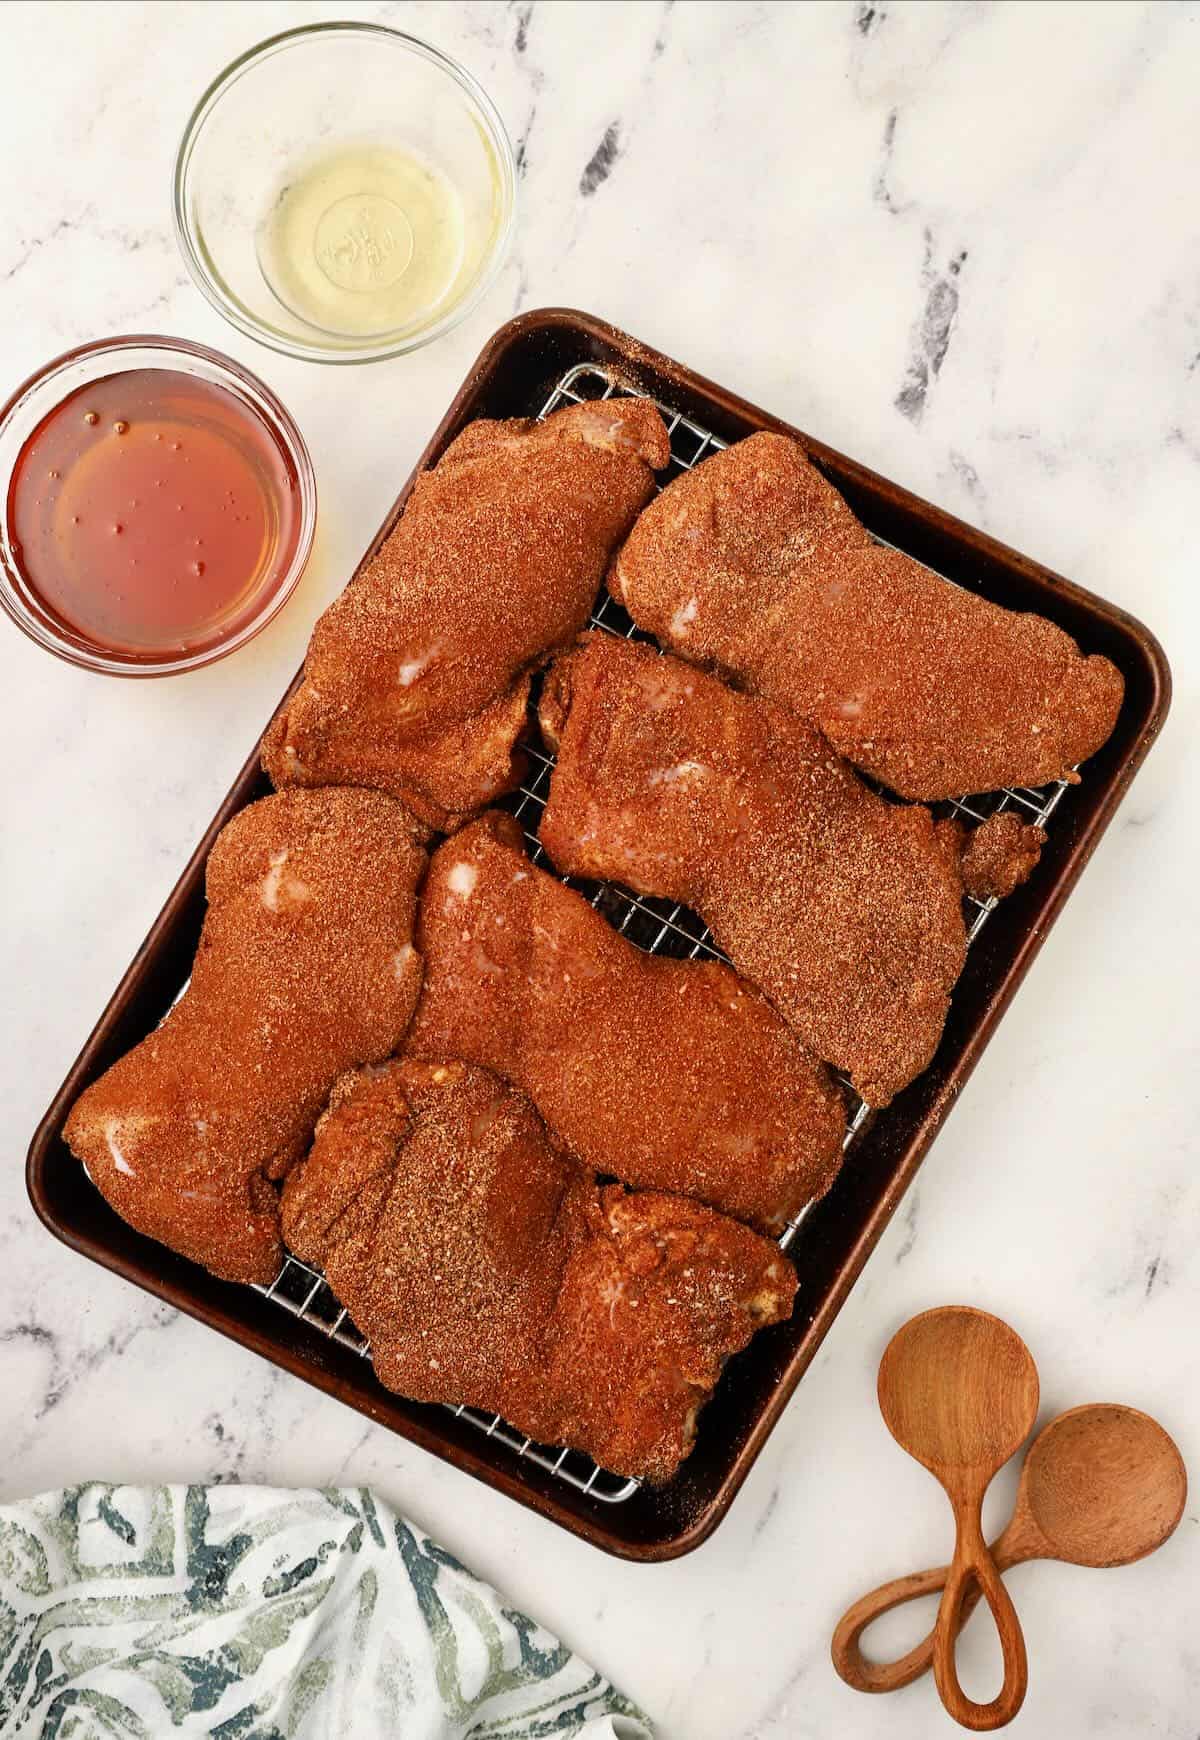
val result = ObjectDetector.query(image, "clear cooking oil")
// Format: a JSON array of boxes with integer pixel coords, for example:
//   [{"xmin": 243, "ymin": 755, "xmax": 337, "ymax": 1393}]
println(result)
[{"xmin": 257, "ymin": 142, "xmax": 467, "ymax": 340}]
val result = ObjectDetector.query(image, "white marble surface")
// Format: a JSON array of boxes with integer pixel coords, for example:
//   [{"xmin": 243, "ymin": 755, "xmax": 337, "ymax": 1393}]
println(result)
[{"xmin": 1, "ymin": 2, "xmax": 1197, "ymax": 1734}]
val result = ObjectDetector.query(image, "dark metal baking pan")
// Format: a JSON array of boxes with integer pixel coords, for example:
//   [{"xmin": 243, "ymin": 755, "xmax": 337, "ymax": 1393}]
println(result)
[{"xmin": 27, "ymin": 308, "xmax": 1170, "ymax": 1560}]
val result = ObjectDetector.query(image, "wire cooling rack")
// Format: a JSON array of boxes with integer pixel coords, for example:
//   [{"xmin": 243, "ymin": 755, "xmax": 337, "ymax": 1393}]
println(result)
[{"xmin": 254, "ymin": 361, "xmax": 1073, "ymax": 1507}]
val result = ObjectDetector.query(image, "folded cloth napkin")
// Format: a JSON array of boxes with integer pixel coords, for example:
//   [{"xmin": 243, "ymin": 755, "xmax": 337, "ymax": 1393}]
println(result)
[{"xmin": 0, "ymin": 1485, "xmax": 652, "ymax": 1739}]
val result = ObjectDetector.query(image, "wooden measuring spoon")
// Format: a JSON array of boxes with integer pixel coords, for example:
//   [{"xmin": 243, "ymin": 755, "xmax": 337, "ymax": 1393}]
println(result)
[
  {"xmin": 876, "ymin": 1307, "xmax": 1040, "ymax": 1730},
  {"xmin": 833, "ymin": 1403, "xmax": 1187, "ymax": 1695}
]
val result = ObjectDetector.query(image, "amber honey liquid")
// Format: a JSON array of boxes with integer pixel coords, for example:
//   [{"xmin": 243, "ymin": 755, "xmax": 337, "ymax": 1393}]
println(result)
[{"xmin": 7, "ymin": 369, "xmax": 302, "ymax": 658}]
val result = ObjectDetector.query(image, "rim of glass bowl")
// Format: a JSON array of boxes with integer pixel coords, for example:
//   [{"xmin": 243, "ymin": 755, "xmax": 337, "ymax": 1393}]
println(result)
[
  {"xmin": 0, "ymin": 333, "xmax": 318, "ymax": 677},
  {"xmin": 172, "ymin": 21, "xmax": 518, "ymax": 365}
]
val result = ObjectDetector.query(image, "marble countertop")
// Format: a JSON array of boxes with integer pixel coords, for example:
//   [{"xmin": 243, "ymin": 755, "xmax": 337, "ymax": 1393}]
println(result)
[{"xmin": 2, "ymin": 3, "xmax": 1197, "ymax": 1735}]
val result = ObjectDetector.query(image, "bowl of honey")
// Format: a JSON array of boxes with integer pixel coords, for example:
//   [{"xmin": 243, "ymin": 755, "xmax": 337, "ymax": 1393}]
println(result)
[
  {"xmin": 0, "ymin": 335, "xmax": 316, "ymax": 675},
  {"xmin": 173, "ymin": 23, "xmax": 517, "ymax": 364}
]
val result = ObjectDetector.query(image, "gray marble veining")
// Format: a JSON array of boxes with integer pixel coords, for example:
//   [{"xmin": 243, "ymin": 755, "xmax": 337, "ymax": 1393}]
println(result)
[{"xmin": 1, "ymin": 4, "xmax": 1197, "ymax": 1736}]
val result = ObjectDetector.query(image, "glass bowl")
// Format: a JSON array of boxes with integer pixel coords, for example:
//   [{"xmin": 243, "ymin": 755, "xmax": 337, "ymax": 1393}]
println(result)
[
  {"xmin": 0, "ymin": 335, "xmax": 317, "ymax": 676},
  {"xmin": 173, "ymin": 23, "xmax": 517, "ymax": 364}
]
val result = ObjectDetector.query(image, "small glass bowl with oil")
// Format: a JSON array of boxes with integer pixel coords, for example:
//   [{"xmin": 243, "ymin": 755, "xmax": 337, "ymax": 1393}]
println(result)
[
  {"xmin": 0, "ymin": 336, "xmax": 316, "ymax": 675},
  {"xmin": 173, "ymin": 23, "xmax": 517, "ymax": 364}
]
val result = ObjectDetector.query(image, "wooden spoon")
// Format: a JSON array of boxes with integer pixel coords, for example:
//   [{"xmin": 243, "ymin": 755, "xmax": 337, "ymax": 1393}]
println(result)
[
  {"xmin": 832, "ymin": 1403, "xmax": 1187, "ymax": 1695},
  {"xmin": 876, "ymin": 1307, "xmax": 1040, "ymax": 1730}
]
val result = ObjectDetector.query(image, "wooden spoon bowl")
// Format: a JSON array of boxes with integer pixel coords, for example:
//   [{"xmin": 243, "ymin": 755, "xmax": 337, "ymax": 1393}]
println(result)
[{"xmin": 1018, "ymin": 1403, "xmax": 1186, "ymax": 1568}]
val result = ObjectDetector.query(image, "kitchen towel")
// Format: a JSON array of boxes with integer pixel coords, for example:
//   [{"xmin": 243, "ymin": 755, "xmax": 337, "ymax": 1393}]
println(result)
[{"xmin": 0, "ymin": 1484, "xmax": 651, "ymax": 1738}]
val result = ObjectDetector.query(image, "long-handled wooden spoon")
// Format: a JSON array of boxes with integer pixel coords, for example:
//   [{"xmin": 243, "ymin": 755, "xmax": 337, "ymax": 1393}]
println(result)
[
  {"xmin": 876, "ymin": 1307, "xmax": 1040, "ymax": 1730},
  {"xmin": 832, "ymin": 1403, "xmax": 1187, "ymax": 1696}
]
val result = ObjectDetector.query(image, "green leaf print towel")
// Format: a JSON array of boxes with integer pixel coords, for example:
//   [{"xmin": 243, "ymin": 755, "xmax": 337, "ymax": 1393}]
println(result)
[{"xmin": 0, "ymin": 1485, "xmax": 652, "ymax": 1738}]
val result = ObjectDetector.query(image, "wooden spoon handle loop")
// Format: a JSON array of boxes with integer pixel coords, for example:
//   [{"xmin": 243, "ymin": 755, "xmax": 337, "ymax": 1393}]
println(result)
[
  {"xmin": 933, "ymin": 1511, "xmax": 1028, "ymax": 1730},
  {"xmin": 831, "ymin": 1555, "xmax": 1002, "ymax": 1693},
  {"xmin": 832, "ymin": 1562, "xmax": 951, "ymax": 1692}
]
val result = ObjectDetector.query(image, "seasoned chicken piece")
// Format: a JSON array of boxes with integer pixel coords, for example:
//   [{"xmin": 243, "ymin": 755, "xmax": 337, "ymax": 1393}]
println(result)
[
  {"xmin": 957, "ymin": 810, "xmax": 1047, "ymax": 901},
  {"xmin": 538, "ymin": 635, "xmax": 967, "ymax": 1107},
  {"xmin": 407, "ymin": 811, "xmax": 844, "ymax": 1232},
  {"xmin": 281, "ymin": 1059, "xmax": 796, "ymax": 1482},
  {"xmin": 263, "ymin": 399, "xmax": 669, "ymax": 831},
  {"xmin": 610, "ymin": 432, "xmax": 1124, "ymax": 799},
  {"xmin": 64, "ymin": 789, "xmax": 428, "ymax": 1284}
]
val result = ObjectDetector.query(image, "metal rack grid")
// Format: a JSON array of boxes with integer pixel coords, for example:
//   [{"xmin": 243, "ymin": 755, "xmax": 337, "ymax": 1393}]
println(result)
[{"xmin": 255, "ymin": 361, "xmax": 1074, "ymax": 1507}]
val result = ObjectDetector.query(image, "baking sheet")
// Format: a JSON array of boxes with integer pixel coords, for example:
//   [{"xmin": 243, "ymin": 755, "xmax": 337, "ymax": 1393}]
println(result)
[{"xmin": 27, "ymin": 308, "xmax": 1170, "ymax": 1559}]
